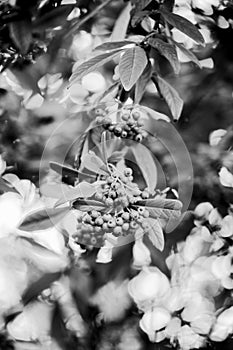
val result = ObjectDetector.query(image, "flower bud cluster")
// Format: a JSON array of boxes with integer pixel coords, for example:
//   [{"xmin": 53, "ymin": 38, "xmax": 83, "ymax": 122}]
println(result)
[
  {"xmin": 74, "ymin": 168, "xmax": 151, "ymax": 246},
  {"xmin": 95, "ymin": 108, "xmax": 147, "ymax": 142}
]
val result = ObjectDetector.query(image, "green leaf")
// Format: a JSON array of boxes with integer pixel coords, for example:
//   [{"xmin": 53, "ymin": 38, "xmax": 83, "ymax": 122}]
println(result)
[
  {"xmin": 95, "ymin": 81, "xmax": 120, "ymax": 103},
  {"xmin": 19, "ymin": 207, "xmax": 70, "ymax": 232},
  {"xmin": 73, "ymin": 199, "xmax": 107, "ymax": 212},
  {"xmin": 81, "ymin": 153, "xmax": 109, "ymax": 176},
  {"xmin": 11, "ymin": 66, "xmax": 42, "ymax": 95},
  {"xmin": 169, "ymin": 38, "xmax": 201, "ymax": 68},
  {"xmin": 163, "ymin": 0, "xmax": 175, "ymax": 12},
  {"xmin": 144, "ymin": 218, "xmax": 164, "ymax": 251},
  {"xmin": 70, "ymin": 50, "xmax": 122, "ymax": 84},
  {"xmin": 141, "ymin": 16, "xmax": 154, "ymax": 32},
  {"xmin": 111, "ymin": 2, "xmax": 131, "ymax": 41},
  {"xmin": 0, "ymin": 177, "xmax": 19, "ymax": 194},
  {"xmin": 148, "ymin": 38, "xmax": 180, "ymax": 74},
  {"xmin": 40, "ymin": 183, "xmax": 71, "ymax": 199},
  {"xmin": 135, "ymin": 62, "xmax": 152, "ymax": 103},
  {"xmin": 131, "ymin": 10, "xmax": 150, "ymax": 27},
  {"xmin": 131, "ymin": 0, "xmax": 153, "ymax": 12},
  {"xmin": 55, "ymin": 182, "xmax": 96, "ymax": 207},
  {"xmin": 108, "ymin": 151, "xmax": 126, "ymax": 163},
  {"xmin": 94, "ymin": 41, "xmax": 134, "ymax": 52},
  {"xmin": 154, "ymin": 75, "xmax": 183, "ymax": 120},
  {"xmin": 160, "ymin": 7, "xmax": 205, "ymax": 45},
  {"xmin": 101, "ymin": 132, "xmax": 108, "ymax": 164},
  {"xmin": 140, "ymin": 106, "xmax": 170, "ymax": 122},
  {"xmin": 9, "ymin": 20, "xmax": 32, "ymax": 54},
  {"xmin": 119, "ymin": 46, "xmax": 148, "ymax": 91},
  {"xmin": 135, "ymin": 197, "xmax": 182, "ymax": 220},
  {"xmin": 49, "ymin": 161, "xmax": 95, "ymax": 179},
  {"xmin": 33, "ymin": 5, "xmax": 73, "ymax": 31},
  {"xmin": 131, "ymin": 143, "xmax": 157, "ymax": 192}
]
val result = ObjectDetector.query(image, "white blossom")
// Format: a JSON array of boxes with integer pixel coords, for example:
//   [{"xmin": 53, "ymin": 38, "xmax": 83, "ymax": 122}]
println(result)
[
  {"xmin": 219, "ymin": 167, "xmax": 233, "ymax": 187},
  {"xmin": 128, "ymin": 266, "xmax": 170, "ymax": 309},
  {"xmin": 139, "ymin": 307, "xmax": 171, "ymax": 342},
  {"xmin": 132, "ymin": 238, "xmax": 151, "ymax": 269}
]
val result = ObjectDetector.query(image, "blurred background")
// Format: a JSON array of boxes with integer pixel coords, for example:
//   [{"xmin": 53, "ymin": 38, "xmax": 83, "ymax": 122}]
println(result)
[{"xmin": 0, "ymin": 0, "xmax": 233, "ymax": 349}]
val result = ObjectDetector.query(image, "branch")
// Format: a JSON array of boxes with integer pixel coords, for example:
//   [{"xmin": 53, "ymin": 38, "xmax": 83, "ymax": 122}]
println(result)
[{"xmin": 64, "ymin": 0, "xmax": 113, "ymax": 38}]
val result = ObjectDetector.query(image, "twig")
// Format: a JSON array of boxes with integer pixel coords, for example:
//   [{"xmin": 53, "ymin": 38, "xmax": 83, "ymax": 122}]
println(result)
[{"xmin": 64, "ymin": 0, "xmax": 113, "ymax": 38}]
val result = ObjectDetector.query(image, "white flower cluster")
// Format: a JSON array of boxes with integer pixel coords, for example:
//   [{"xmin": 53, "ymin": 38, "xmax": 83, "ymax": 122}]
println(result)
[
  {"xmin": 174, "ymin": 0, "xmax": 228, "ymax": 66},
  {"xmin": 0, "ymin": 155, "xmax": 71, "ymax": 331},
  {"xmin": 128, "ymin": 200, "xmax": 233, "ymax": 349}
]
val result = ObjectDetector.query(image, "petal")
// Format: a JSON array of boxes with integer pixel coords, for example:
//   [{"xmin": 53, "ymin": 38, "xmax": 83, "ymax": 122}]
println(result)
[
  {"xmin": 132, "ymin": 238, "xmax": 151, "ymax": 269},
  {"xmin": 219, "ymin": 167, "xmax": 233, "ymax": 188}
]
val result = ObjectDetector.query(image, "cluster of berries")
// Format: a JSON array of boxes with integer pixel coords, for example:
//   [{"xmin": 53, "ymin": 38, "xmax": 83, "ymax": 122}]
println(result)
[
  {"xmin": 74, "ymin": 167, "xmax": 152, "ymax": 246},
  {"xmin": 94, "ymin": 108, "xmax": 147, "ymax": 142},
  {"xmin": 95, "ymin": 168, "xmax": 150, "ymax": 208},
  {"xmin": 75, "ymin": 206, "xmax": 150, "ymax": 246}
]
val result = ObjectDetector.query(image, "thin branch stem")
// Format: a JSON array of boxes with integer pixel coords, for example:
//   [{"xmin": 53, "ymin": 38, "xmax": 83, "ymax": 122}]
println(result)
[{"xmin": 64, "ymin": 0, "xmax": 113, "ymax": 39}]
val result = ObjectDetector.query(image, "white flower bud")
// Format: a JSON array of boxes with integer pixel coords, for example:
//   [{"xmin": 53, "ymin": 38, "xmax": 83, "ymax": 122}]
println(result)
[
  {"xmin": 140, "ymin": 307, "xmax": 171, "ymax": 342},
  {"xmin": 96, "ymin": 241, "xmax": 114, "ymax": 264},
  {"xmin": 208, "ymin": 208, "xmax": 222, "ymax": 226},
  {"xmin": 194, "ymin": 202, "xmax": 213, "ymax": 220},
  {"xmin": 165, "ymin": 317, "xmax": 181, "ymax": 338},
  {"xmin": 177, "ymin": 325, "xmax": 205, "ymax": 350},
  {"xmin": 210, "ymin": 307, "xmax": 233, "ymax": 342},
  {"xmin": 0, "ymin": 155, "xmax": 6, "ymax": 175},
  {"xmin": 128, "ymin": 267, "xmax": 170, "ymax": 306},
  {"xmin": 132, "ymin": 239, "xmax": 151, "ymax": 269},
  {"xmin": 220, "ymin": 215, "xmax": 233, "ymax": 238},
  {"xmin": 209, "ymin": 129, "xmax": 226, "ymax": 146},
  {"xmin": 0, "ymin": 192, "xmax": 23, "ymax": 237},
  {"xmin": 219, "ymin": 167, "xmax": 233, "ymax": 188}
]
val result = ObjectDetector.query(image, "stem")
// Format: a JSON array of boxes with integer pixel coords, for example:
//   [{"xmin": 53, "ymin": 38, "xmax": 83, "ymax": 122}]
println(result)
[{"xmin": 64, "ymin": 0, "xmax": 113, "ymax": 38}]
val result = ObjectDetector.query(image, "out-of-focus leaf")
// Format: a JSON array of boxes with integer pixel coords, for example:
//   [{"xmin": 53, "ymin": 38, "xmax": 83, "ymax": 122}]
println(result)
[
  {"xmin": 119, "ymin": 46, "xmax": 148, "ymax": 91},
  {"xmin": 70, "ymin": 50, "xmax": 122, "ymax": 84},
  {"xmin": 141, "ymin": 16, "xmax": 155, "ymax": 32},
  {"xmin": 131, "ymin": 143, "xmax": 157, "ymax": 192},
  {"xmin": 111, "ymin": 2, "xmax": 131, "ymax": 41},
  {"xmin": 55, "ymin": 182, "xmax": 96, "ymax": 207},
  {"xmin": 49, "ymin": 161, "xmax": 95, "ymax": 178},
  {"xmin": 148, "ymin": 38, "xmax": 180, "ymax": 74},
  {"xmin": 20, "ymin": 236, "xmax": 68, "ymax": 272},
  {"xmin": 22, "ymin": 272, "xmax": 61, "ymax": 304},
  {"xmin": 108, "ymin": 151, "xmax": 125, "ymax": 163},
  {"xmin": 101, "ymin": 131, "xmax": 108, "ymax": 164},
  {"xmin": 9, "ymin": 20, "xmax": 32, "ymax": 54},
  {"xmin": 163, "ymin": 0, "xmax": 175, "ymax": 12},
  {"xmin": 169, "ymin": 38, "xmax": 201, "ymax": 67},
  {"xmin": 94, "ymin": 41, "xmax": 134, "ymax": 52},
  {"xmin": 135, "ymin": 62, "xmax": 152, "ymax": 103},
  {"xmin": 52, "ymin": 277, "xmax": 87, "ymax": 337},
  {"xmin": 160, "ymin": 7, "xmax": 205, "ymax": 45},
  {"xmin": 131, "ymin": 10, "xmax": 150, "ymax": 27},
  {"xmin": 11, "ymin": 66, "xmax": 42, "ymax": 95},
  {"xmin": 33, "ymin": 5, "xmax": 73, "ymax": 30},
  {"xmin": 81, "ymin": 153, "xmax": 109, "ymax": 176},
  {"xmin": 96, "ymin": 81, "xmax": 120, "ymax": 103},
  {"xmin": 7, "ymin": 301, "xmax": 53, "ymax": 342},
  {"xmin": 40, "ymin": 182, "xmax": 71, "ymax": 199},
  {"xmin": 19, "ymin": 207, "xmax": 69, "ymax": 232},
  {"xmin": 144, "ymin": 217, "xmax": 164, "ymax": 251},
  {"xmin": 131, "ymin": 0, "xmax": 153, "ymax": 12},
  {"xmin": 0, "ymin": 177, "xmax": 19, "ymax": 194},
  {"xmin": 140, "ymin": 105, "xmax": 170, "ymax": 122},
  {"xmin": 154, "ymin": 75, "xmax": 183, "ymax": 120}
]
